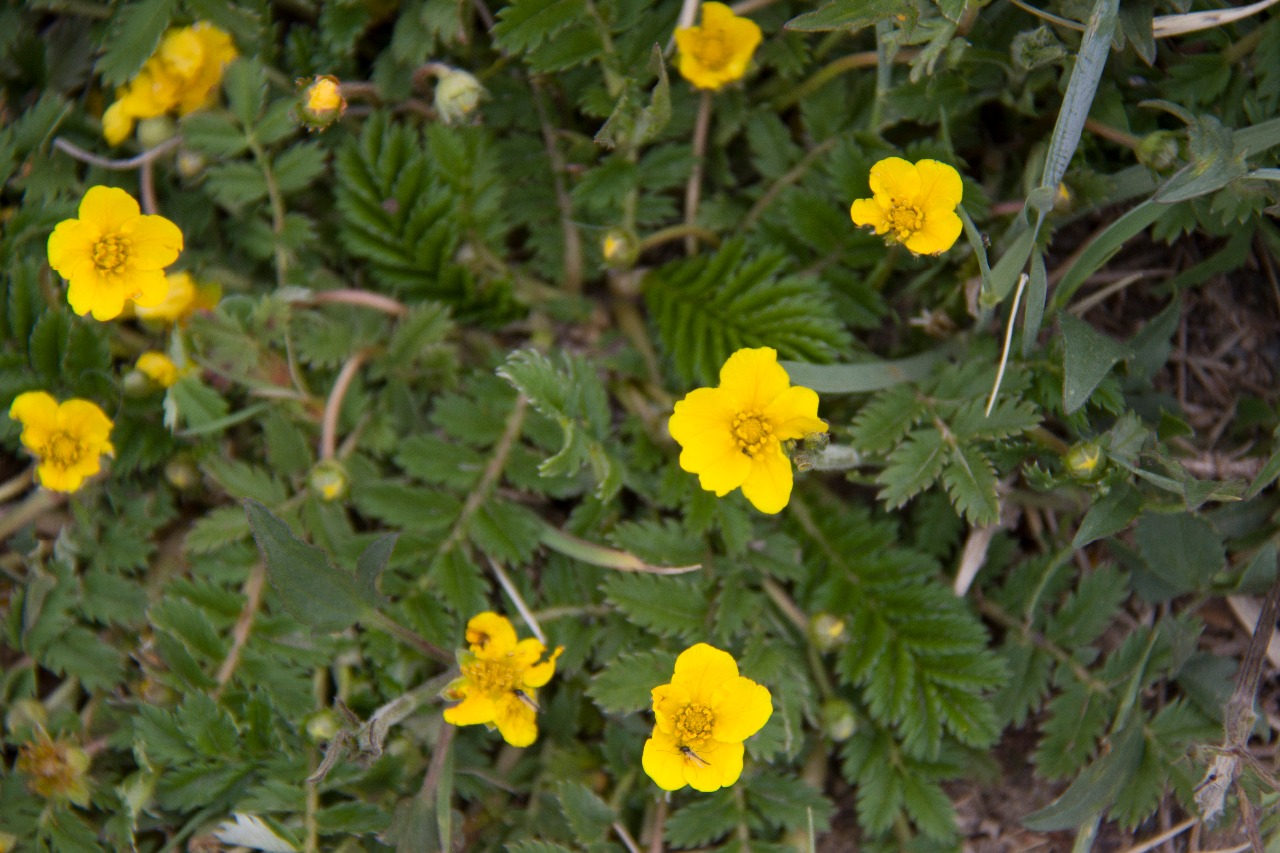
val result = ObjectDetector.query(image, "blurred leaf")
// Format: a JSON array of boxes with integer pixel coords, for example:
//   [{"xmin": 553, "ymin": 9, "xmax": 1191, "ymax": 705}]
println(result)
[
  {"xmin": 94, "ymin": 0, "xmax": 176, "ymax": 86},
  {"xmin": 1060, "ymin": 314, "xmax": 1130, "ymax": 414}
]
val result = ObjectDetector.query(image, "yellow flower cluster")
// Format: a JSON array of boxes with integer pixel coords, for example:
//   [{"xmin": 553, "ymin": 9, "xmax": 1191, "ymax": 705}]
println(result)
[
  {"xmin": 102, "ymin": 22, "xmax": 237, "ymax": 146},
  {"xmin": 442, "ymin": 612, "xmax": 563, "ymax": 747},
  {"xmin": 9, "ymin": 392, "xmax": 114, "ymax": 493},
  {"xmin": 668, "ymin": 347, "xmax": 827, "ymax": 514}
]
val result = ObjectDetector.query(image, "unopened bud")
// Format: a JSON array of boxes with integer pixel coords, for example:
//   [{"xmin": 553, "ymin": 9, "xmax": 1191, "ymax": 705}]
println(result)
[
  {"xmin": 164, "ymin": 455, "xmax": 199, "ymax": 491},
  {"xmin": 433, "ymin": 67, "xmax": 485, "ymax": 125},
  {"xmin": 176, "ymin": 150, "xmax": 206, "ymax": 179},
  {"xmin": 821, "ymin": 698, "xmax": 857, "ymax": 741},
  {"xmin": 809, "ymin": 612, "xmax": 847, "ymax": 652},
  {"xmin": 135, "ymin": 351, "xmax": 180, "ymax": 389},
  {"xmin": 1137, "ymin": 130, "xmax": 1180, "ymax": 172},
  {"xmin": 307, "ymin": 709, "xmax": 340, "ymax": 741},
  {"xmin": 299, "ymin": 75, "xmax": 347, "ymax": 129},
  {"xmin": 1064, "ymin": 441, "xmax": 1105, "ymax": 481},
  {"xmin": 309, "ymin": 459, "xmax": 349, "ymax": 501},
  {"xmin": 137, "ymin": 116, "xmax": 177, "ymax": 149},
  {"xmin": 602, "ymin": 229, "xmax": 639, "ymax": 269}
]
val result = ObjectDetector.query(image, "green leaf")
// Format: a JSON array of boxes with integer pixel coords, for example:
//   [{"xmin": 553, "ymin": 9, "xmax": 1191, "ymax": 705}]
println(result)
[
  {"xmin": 602, "ymin": 574, "xmax": 708, "ymax": 638},
  {"xmin": 224, "ymin": 58, "xmax": 267, "ymax": 129},
  {"xmin": 1060, "ymin": 314, "xmax": 1131, "ymax": 414},
  {"xmin": 94, "ymin": 0, "xmax": 177, "ymax": 86},
  {"xmin": 664, "ymin": 789, "xmax": 738, "ymax": 847},
  {"xmin": 492, "ymin": 0, "xmax": 586, "ymax": 53},
  {"xmin": 356, "ymin": 534, "xmax": 396, "ymax": 607},
  {"xmin": 942, "ymin": 444, "xmax": 1000, "ymax": 526},
  {"xmin": 784, "ymin": 0, "xmax": 901, "ymax": 33},
  {"xmin": 1023, "ymin": 723, "xmax": 1145, "ymax": 831},
  {"xmin": 587, "ymin": 649, "xmax": 677, "ymax": 714},
  {"xmin": 430, "ymin": 549, "xmax": 488, "ymax": 616},
  {"xmin": 849, "ymin": 386, "xmax": 925, "ymax": 452},
  {"xmin": 1132, "ymin": 511, "xmax": 1224, "ymax": 597},
  {"xmin": 645, "ymin": 241, "xmax": 850, "ymax": 386},
  {"xmin": 205, "ymin": 162, "xmax": 269, "ymax": 210},
  {"xmin": 782, "ymin": 346, "xmax": 951, "ymax": 395},
  {"xmin": 181, "ymin": 113, "xmax": 249, "ymax": 157},
  {"xmin": 273, "ymin": 143, "xmax": 328, "ymax": 193},
  {"xmin": 556, "ymin": 782, "xmax": 614, "ymax": 846},
  {"xmin": 203, "ymin": 458, "xmax": 288, "ymax": 505},
  {"xmin": 1040, "ymin": 0, "xmax": 1119, "ymax": 188},
  {"xmin": 877, "ymin": 429, "xmax": 947, "ymax": 509},
  {"xmin": 245, "ymin": 499, "xmax": 369, "ymax": 632},
  {"xmin": 167, "ymin": 375, "xmax": 230, "ymax": 432},
  {"xmin": 1051, "ymin": 201, "xmax": 1167, "ymax": 311},
  {"xmin": 1073, "ymin": 482, "xmax": 1143, "ymax": 548}
]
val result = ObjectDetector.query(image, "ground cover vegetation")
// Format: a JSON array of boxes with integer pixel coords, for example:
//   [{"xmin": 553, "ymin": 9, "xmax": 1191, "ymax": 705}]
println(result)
[{"xmin": 1, "ymin": 0, "xmax": 1279, "ymax": 849}]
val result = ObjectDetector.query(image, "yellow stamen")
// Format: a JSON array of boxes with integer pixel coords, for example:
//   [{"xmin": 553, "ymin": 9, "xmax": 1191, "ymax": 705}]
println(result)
[
  {"xmin": 91, "ymin": 235, "xmax": 130, "ymax": 273},
  {"xmin": 694, "ymin": 33, "xmax": 731, "ymax": 71},
  {"xmin": 732, "ymin": 410, "xmax": 773, "ymax": 457},
  {"xmin": 673, "ymin": 702, "xmax": 715, "ymax": 746},
  {"xmin": 886, "ymin": 203, "xmax": 924, "ymax": 241},
  {"xmin": 44, "ymin": 433, "xmax": 83, "ymax": 467},
  {"xmin": 461, "ymin": 659, "xmax": 519, "ymax": 693}
]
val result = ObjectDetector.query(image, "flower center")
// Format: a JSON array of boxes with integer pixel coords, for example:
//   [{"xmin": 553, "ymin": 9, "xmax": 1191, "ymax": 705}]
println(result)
[
  {"xmin": 462, "ymin": 659, "xmax": 520, "ymax": 694},
  {"xmin": 44, "ymin": 433, "xmax": 83, "ymax": 468},
  {"xmin": 673, "ymin": 703, "xmax": 715, "ymax": 745},
  {"xmin": 732, "ymin": 410, "xmax": 773, "ymax": 457},
  {"xmin": 92, "ymin": 235, "xmax": 131, "ymax": 273},
  {"xmin": 886, "ymin": 203, "xmax": 924, "ymax": 241},
  {"xmin": 693, "ymin": 32, "xmax": 731, "ymax": 71}
]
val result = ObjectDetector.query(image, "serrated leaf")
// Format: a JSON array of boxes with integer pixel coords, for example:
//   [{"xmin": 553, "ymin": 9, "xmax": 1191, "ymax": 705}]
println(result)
[
  {"xmin": 1023, "ymin": 723, "xmax": 1145, "ymax": 831},
  {"xmin": 1132, "ymin": 511, "xmax": 1224, "ymax": 597},
  {"xmin": 356, "ymin": 534, "xmax": 396, "ymax": 607},
  {"xmin": 182, "ymin": 113, "xmax": 250, "ymax": 157},
  {"xmin": 950, "ymin": 398, "xmax": 1040, "ymax": 441},
  {"xmin": 556, "ymin": 782, "xmax": 614, "ymax": 845},
  {"xmin": 877, "ymin": 429, "xmax": 947, "ymax": 509},
  {"xmin": 224, "ymin": 58, "xmax": 267, "ymax": 128},
  {"xmin": 206, "ymin": 162, "xmax": 269, "ymax": 209},
  {"xmin": 785, "ymin": 0, "xmax": 900, "ymax": 33},
  {"xmin": 663, "ymin": 789, "xmax": 738, "ymax": 847},
  {"xmin": 94, "ymin": 0, "xmax": 177, "ymax": 86},
  {"xmin": 273, "ymin": 143, "xmax": 327, "ymax": 193},
  {"xmin": 602, "ymin": 574, "xmax": 707, "ymax": 638},
  {"xmin": 492, "ymin": 0, "xmax": 586, "ymax": 53},
  {"xmin": 1073, "ymin": 481, "xmax": 1143, "ymax": 548},
  {"xmin": 186, "ymin": 507, "xmax": 252, "ymax": 555},
  {"xmin": 203, "ymin": 458, "xmax": 288, "ymax": 505},
  {"xmin": 245, "ymin": 500, "xmax": 369, "ymax": 632},
  {"xmin": 942, "ymin": 444, "xmax": 1000, "ymax": 526},
  {"xmin": 850, "ymin": 385, "xmax": 924, "ymax": 452},
  {"xmin": 587, "ymin": 649, "xmax": 677, "ymax": 713}
]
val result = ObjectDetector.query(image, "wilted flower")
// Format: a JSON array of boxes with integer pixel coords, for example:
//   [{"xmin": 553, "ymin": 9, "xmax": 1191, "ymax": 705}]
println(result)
[
  {"xmin": 299, "ymin": 75, "xmax": 346, "ymax": 128},
  {"xmin": 135, "ymin": 351, "xmax": 180, "ymax": 388},
  {"xmin": 668, "ymin": 347, "xmax": 827, "ymax": 514},
  {"xmin": 9, "ymin": 392, "xmax": 114, "ymax": 493},
  {"xmin": 675, "ymin": 2, "xmax": 762, "ymax": 91},
  {"xmin": 47, "ymin": 186, "xmax": 183, "ymax": 321},
  {"xmin": 442, "ymin": 612, "xmax": 562, "ymax": 747},
  {"xmin": 16, "ymin": 732, "xmax": 92, "ymax": 806},
  {"xmin": 102, "ymin": 22, "xmax": 237, "ymax": 145},
  {"xmin": 642, "ymin": 643, "xmax": 772, "ymax": 792},
  {"xmin": 849, "ymin": 157, "xmax": 964, "ymax": 255}
]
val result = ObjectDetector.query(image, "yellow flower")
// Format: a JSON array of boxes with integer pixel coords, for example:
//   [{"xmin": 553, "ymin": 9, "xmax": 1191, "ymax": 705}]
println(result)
[
  {"xmin": 668, "ymin": 347, "xmax": 827, "ymax": 514},
  {"xmin": 16, "ymin": 732, "xmax": 92, "ymax": 807},
  {"xmin": 675, "ymin": 2, "xmax": 762, "ymax": 91},
  {"xmin": 849, "ymin": 157, "xmax": 964, "ymax": 255},
  {"xmin": 642, "ymin": 643, "xmax": 772, "ymax": 792},
  {"xmin": 102, "ymin": 22, "xmax": 237, "ymax": 145},
  {"xmin": 136, "ymin": 351, "xmax": 180, "ymax": 388},
  {"xmin": 300, "ymin": 75, "xmax": 347, "ymax": 127},
  {"xmin": 9, "ymin": 392, "xmax": 115, "ymax": 493},
  {"xmin": 133, "ymin": 270, "xmax": 218, "ymax": 325},
  {"xmin": 47, "ymin": 186, "xmax": 184, "ymax": 321},
  {"xmin": 442, "ymin": 612, "xmax": 563, "ymax": 747}
]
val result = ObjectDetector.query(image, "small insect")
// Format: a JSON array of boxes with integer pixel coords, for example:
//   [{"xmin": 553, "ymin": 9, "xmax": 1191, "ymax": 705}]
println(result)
[
  {"xmin": 678, "ymin": 746, "xmax": 709, "ymax": 767},
  {"xmin": 514, "ymin": 689, "xmax": 540, "ymax": 712}
]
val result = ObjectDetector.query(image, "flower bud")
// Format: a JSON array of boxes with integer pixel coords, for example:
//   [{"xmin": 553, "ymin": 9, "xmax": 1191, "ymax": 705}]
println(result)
[
  {"xmin": 309, "ymin": 459, "xmax": 349, "ymax": 501},
  {"xmin": 176, "ymin": 150, "xmax": 206, "ymax": 179},
  {"xmin": 602, "ymin": 229, "xmax": 639, "ymax": 270},
  {"xmin": 1064, "ymin": 441, "xmax": 1105, "ymax": 481},
  {"xmin": 136, "ymin": 116, "xmax": 177, "ymax": 149},
  {"xmin": 820, "ymin": 698, "xmax": 857, "ymax": 741},
  {"xmin": 809, "ymin": 612, "xmax": 847, "ymax": 652},
  {"xmin": 306, "ymin": 709, "xmax": 341, "ymax": 742},
  {"xmin": 433, "ymin": 67, "xmax": 484, "ymax": 125},
  {"xmin": 299, "ymin": 75, "xmax": 347, "ymax": 129},
  {"xmin": 1137, "ymin": 130, "xmax": 1180, "ymax": 172},
  {"xmin": 164, "ymin": 455, "xmax": 200, "ymax": 491},
  {"xmin": 135, "ymin": 351, "xmax": 180, "ymax": 389}
]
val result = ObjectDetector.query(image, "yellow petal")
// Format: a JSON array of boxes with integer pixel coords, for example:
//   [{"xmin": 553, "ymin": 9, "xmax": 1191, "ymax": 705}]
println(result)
[
  {"xmin": 903, "ymin": 208, "xmax": 962, "ymax": 255},
  {"xmin": 10, "ymin": 391, "xmax": 59, "ymax": 431},
  {"xmin": 71, "ymin": 276, "xmax": 129, "ymax": 321},
  {"xmin": 47, "ymin": 220, "xmax": 102, "ymax": 280},
  {"xmin": 641, "ymin": 728, "xmax": 689, "ymax": 791},
  {"xmin": 689, "ymin": 443, "xmax": 752, "ymax": 497},
  {"xmin": 699, "ymin": 1, "xmax": 737, "ymax": 27},
  {"xmin": 686, "ymin": 738, "xmax": 743, "ymax": 792},
  {"xmin": 763, "ymin": 385, "xmax": 826, "ymax": 441},
  {"xmin": 511, "ymin": 637, "xmax": 548, "ymax": 668},
  {"xmin": 651, "ymin": 683, "xmax": 691, "ymax": 734},
  {"xmin": 710, "ymin": 676, "xmax": 773, "ymax": 742},
  {"xmin": 719, "ymin": 15, "xmax": 763, "ymax": 81},
  {"xmin": 522, "ymin": 646, "xmax": 562, "ymax": 689},
  {"xmin": 443, "ymin": 690, "xmax": 496, "ymax": 726},
  {"xmin": 913, "ymin": 159, "xmax": 963, "ymax": 212},
  {"xmin": 79, "ymin": 186, "xmax": 140, "ymax": 234},
  {"xmin": 717, "ymin": 347, "xmax": 790, "ymax": 411},
  {"xmin": 121, "ymin": 214, "xmax": 183, "ymax": 269},
  {"xmin": 466, "ymin": 612, "xmax": 517, "ymax": 656},
  {"xmin": 36, "ymin": 461, "xmax": 86, "ymax": 493},
  {"xmin": 493, "ymin": 693, "xmax": 538, "ymax": 747},
  {"xmin": 58, "ymin": 399, "xmax": 114, "ymax": 444},
  {"xmin": 669, "ymin": 387, "xmax": 735, "ymax": 447},
  {"xmin": 740, "ymin": 445, "xmax": 793, "ymax": 514},
  {"xmin": 128, "ymin": 269, "xmax": 170, "ymax": 307},
  {"xmin": 671, "ymin": 643, "xmax": 739, "ymax": 704},
  {"xmin": 101, "ymin": 102, "xmax": 134, "ymax": 146},
  {"xmin": 849, "ymin": 198, "xmax": 888, "ymax": 233},
  {"xmin": 868, "ymin": 157, "xmax": 919, "ymax": 209}
]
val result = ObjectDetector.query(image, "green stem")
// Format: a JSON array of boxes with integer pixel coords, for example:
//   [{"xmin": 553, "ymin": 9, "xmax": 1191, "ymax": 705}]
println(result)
[
  {"xmin": 638, "ymin": 224, "xmax": 720, "ymax": 253},
  {"xmin": 248, "ymin": 139, "xmax": 290, "ymax": 288}
]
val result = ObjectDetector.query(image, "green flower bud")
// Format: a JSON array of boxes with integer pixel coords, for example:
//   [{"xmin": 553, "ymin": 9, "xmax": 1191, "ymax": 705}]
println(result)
[
  {"xmin": 136, "ymin": 116, "xmax": 177, "ymax": 149},
  {"xmin": 310, "ymin": 460, "xmax": 349, "ymax": 501},
  {"xmin": 307, "ymin": 709, "xmax": 341, "ymax": 742},
  {"xmin": 1064, "ymin": 441, "xmax": 1105, "ymax": 481},
  {"xmin": 602, "ymin": 229, "xmax": 639, "ymax": 270},
  {"xmin": 809, "ymin": 612, "xmax": 847, "ymax": 652},
  {"xmin": 1137, "ymin": 131, "xmax": 1181, "ymax": 172},
  {"xmin": 821, "ymin": 698, "xmax": 857, "ymax": 741},
  {"xmin": 176, "ymin": 150, "xmax": 206, "ymax": 179},
  {"xmin": 433, "ymin": 67, "xmax": 485, "ymax": 125},
  {"xmin": 164, "ymin": 455, "xmax": 200, "ymax": 491}
]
